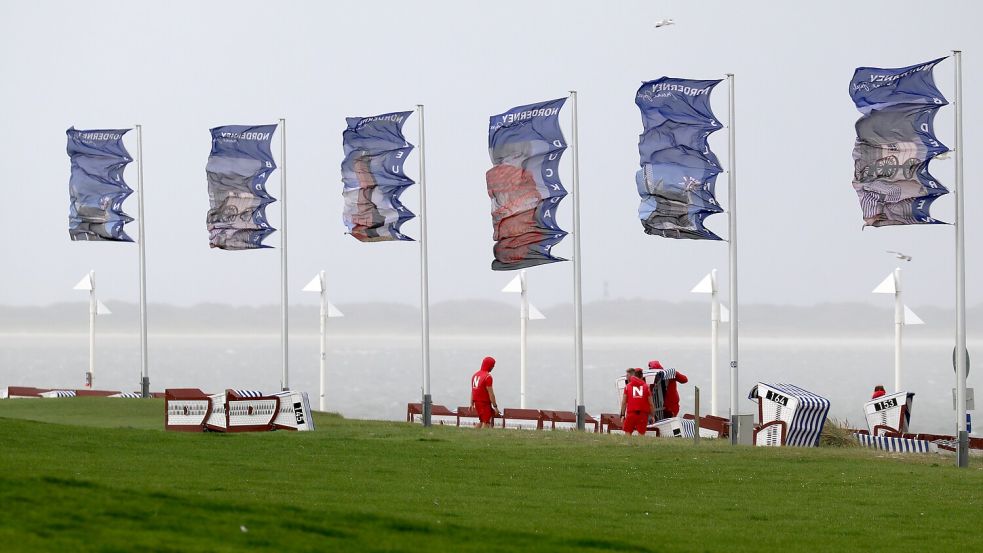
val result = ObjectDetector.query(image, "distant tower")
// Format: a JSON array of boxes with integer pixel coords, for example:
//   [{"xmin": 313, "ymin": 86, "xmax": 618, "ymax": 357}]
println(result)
[{"xmin": 603, "ymin": 280, "xmax": 610, "ymax": 300}]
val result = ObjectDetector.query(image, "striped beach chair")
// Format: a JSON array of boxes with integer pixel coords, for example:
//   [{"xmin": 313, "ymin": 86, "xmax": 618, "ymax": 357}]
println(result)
[
  {"xmin": 864, "ymin": 391, "xmax": 914, "ymax": 436},
  {"xmin": 40, "ymin": 390, "xmax": 76, "ymax": 398},
  {"xmin": 652, "ymin": 416, "xmax": 696, "ymax": 438},
  {"xmin": 225, "ymin": 389, "xmax": 278, "ymax": 432},
  {"xmin": 854, "ymin": 433, "xmax": 937, "ymax": 453},
  {"xmin": 747, "ymin": 383, "xmax": 830, "ymax": 447},
  {"xmin": 164, "ymin": 388, "xmax": 211, "ymax": 431},
  {"xmin": 272, "ymin": 391, "xmax": 315, "ymax": 431},
  {"xmin": 108, "ymin": 392, "xmax": 143, "ymax": 398}
]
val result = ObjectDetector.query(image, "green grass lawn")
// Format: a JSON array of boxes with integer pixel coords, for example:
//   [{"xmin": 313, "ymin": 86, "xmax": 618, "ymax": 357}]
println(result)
[{"xmin": 0, "ymin": 398, "xmax": 981, "ymax": 552}]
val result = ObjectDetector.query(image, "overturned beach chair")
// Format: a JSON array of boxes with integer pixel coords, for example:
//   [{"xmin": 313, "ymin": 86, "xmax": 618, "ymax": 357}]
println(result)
[
  {"xmin": 748, "ymin": 383, "xmax": 830, "ymax": 447},
  {"xmin": 854, "ymin": 432, "xmax": 937, "ymax": 453},
  {"xmin": 405, "ymin": 403, "xmax": 458, "ymax": 425},
  {"xmin": 164, "ymin": 388, "xmax": 213, "ymax": 431},
  {"xmin": 225, "ymin": 389, "xmax": 279, "ymax": 433},
  {"xmin": 599, "ymin": 413, "xmax": 624, "ymax": 434},
  {"xmin": 271, "ymin": 391, "xmax": 315, "ymax": 431},
  {"xmin": 683, "ymin": 414, "xmax": 729, "ymax": 439},
  {"xmin": 652, "ymin": 416, "xmax": 696, "ymax": 438},
  {"xmin": 541, "ymin": 410, "xmax": 598, "ymax": 432},
  {"xmin": 864, "ymin": 391, "xmax": 914, "ymax": 436},
  {"xmin": 456, "ymin": 405, "xmax": 503, "ymax": 428},
  {"xmin": 39, "ymin": 390, "xmax": 76, "ymax": 398},
  {"xmin": 502, "ymin": 408, "xmax": 544, "ymax": 430}
]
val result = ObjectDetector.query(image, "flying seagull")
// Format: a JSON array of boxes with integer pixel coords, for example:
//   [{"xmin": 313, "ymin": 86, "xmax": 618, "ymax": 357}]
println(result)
[
  {"xmin": 654, "ymin": 18, "xmax": 675, "ymax": 28},
  {"xmin": 887, "ymin": 250, "xmax": 912, "ymax": 261}
]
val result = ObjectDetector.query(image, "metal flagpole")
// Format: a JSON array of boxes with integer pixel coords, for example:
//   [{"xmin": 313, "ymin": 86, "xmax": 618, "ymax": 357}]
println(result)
[
  {"xmin": 726, "ymin": 74, "xmax": 740, "ymax": 445},
  {"xmin": 893, "ymin": 267, "xmax": 903, "ymax": 391},
  {"xmin": 710, "ymin": 269, "xmax": 720, "ymax": 417},
  {"xmin": 417, "ymin": 104, "xmax": 433, "ymax": 427},
  {"xmin": 135, "ymin": 124, "xmax": 150, "ymax": 398},
  {"xmin": 280, "ymin": 118, "xmax": 289, "ymax": 391},
  {"xmin": 319, "ymin": 270, "xmax": 327, "ymax": 412},
  {"xmin": 569, "ymin": 90, "xmax": 585, "ymax": 430},
  {"xmin": 520, "ymin": 270, "xmax": 529, "ymax": 408},
  {"xmin": 953, "ymin": 50, "xmax": 968, "ymax": 467},
  {"xmin": 88, "ymin": 270, "xmax": 96, "ymax": 388}
]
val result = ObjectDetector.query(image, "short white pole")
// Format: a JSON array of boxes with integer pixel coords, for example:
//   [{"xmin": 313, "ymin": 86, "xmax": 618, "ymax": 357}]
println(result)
[
  {"xmin": 135, "ymin": 124, "xmax": 150, "ymax": 397},
  {"xmin": 569, "ymin": 90, "xmax": 585, "ymax": 430},
  {"xmin": 319, "ymin": 270, "xmax": 327, "ymax": 412},
  {"xmin": 280, "ymin": 118, "xmax": 289, "ymax": 391},
  {"xmin": 417, "ymin": 104, "xmax": 433, "ymax": 427},
  {"xmin": 88, "ymin": 270, "xmax": 96, "ymax": 388},
  {"xmin": 520, "ymin": 269, "xmax": 529, "ymax": 409},
  {"xmin": 893, "ymin": 267, "xmax": 903, "ymax": 392}
]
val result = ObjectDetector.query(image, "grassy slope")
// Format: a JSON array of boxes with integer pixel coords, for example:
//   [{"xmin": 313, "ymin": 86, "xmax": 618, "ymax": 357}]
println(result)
[{"xmin": 0, "ymin": 399, "xmax": 981, "ymax": 553}]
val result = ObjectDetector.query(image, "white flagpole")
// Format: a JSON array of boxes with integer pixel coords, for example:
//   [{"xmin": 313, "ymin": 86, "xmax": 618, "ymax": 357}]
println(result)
[
  {"xmin": 520, "ymin": 270, "xmax": 529, "ymax": 408},
  {"xmin": 135, "ymin": 124, "xmax": 150, "ymax": 398},
  {"xmin": 280, "ymin": 118, "xmax": 289, "ymax": 391},
  {"xmin": 319, "ymin": 270, "xmax": 327, "ymax": 412},
  {"xmin": 893, "ymin": 267, "xmax": 903, "ymax": 391},
  {"xmin": 569, "ymin": 90, "xmax": 585, "ymax": 430},
  {"xmin": 88, "ymin": 270, "xmax": 96, "ymax": 388},
  {"xmin": 726, "ymin": 74, "xmax": 740, "ymax": 445},
  {"xmin": 417, "ymin": 104, "xmax": 433, "ymax": 427},
  {"xmin": 953, "ymin": 50, "xmax": 968, "ymax": 467}
]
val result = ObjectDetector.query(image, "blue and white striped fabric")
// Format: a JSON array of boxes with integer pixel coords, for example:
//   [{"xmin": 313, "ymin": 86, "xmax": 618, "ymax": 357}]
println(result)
[
  {"xmin": 748, "ymin": 383, "xmax": 830, "ymax": 447},
  {"xmin": 230, "ymin": 389, "xmax": 264, "ymax": 398},
  {"xmin": 42, "ymin": 390, "xmax": 76, "ymax": 398},
  {"xmin": 854, "ymin": 433, "xmax": 937, "ymax": 453},
  {"xmin": 110, "ymin": 392, "xmax": 142, "ymax": 398}
]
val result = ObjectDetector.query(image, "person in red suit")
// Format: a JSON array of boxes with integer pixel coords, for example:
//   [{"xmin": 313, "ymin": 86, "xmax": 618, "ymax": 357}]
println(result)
[
  {"xmin": 470, "ymin": 356, "xmax": 499, "ymax": 428},
  {"xmin": 620, "ymin": 368, "xmax": 655, "ymax": 435},
  {"xmin": 871, "ymin": 385, "xmax": 886, "ymax": 399},
  {"xmin": 649, "ymin": 360, "xmax": 689, "ymax": 418}
]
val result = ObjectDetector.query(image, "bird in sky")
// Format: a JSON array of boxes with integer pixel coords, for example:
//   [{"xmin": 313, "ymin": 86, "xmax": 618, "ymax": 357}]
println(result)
[
  {"xmin": 887, "ymin": 250, "xmax": 912, "ymax": 261},
  {"xmin": 654, "ymin": 18, "xmax": 675, "ymax": 28}
]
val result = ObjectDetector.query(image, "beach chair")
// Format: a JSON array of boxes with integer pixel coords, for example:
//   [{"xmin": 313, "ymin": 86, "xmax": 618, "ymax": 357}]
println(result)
[
  {"xmin": 164, "ymin": 388, "xmax": 212, "ymax": 431},
  {"xmin": 683, "ymin": 414, "xmax": 729, "ymax": 438},
  {"xmin": 502, "ymin": 408, "xmax": 544, "ymax": 430},
  {"xmin": 541, "ymin": 410, "xmax": 599, "ymax": 432},
  {"xmin": 272, "ymin": 391, "xmax": 315, "ymax": 431},
  {"xmin": 599, "ymin": 413, "xmax": 624, "ymax": 434},
  {"xmin": 652, "ymin": 416, "xmax": 696, "ymax": 438},
  {"xmin": 225, "ymin": 389, "xmax": 278, "ymax": 433},
  {"xmin": 747, "ymin": 383, "xmax": 830, "ymax": 447},
  {"xmin": 864, "ymin": 391, "xmax": 914, "ymax": 436},
  {"xmin": 457, "ymin": 406, "xmax": 503, "ymax": 428},
  {"xmin": 406, "ymin": 403, "xmax": 458, "ymax": 425}
]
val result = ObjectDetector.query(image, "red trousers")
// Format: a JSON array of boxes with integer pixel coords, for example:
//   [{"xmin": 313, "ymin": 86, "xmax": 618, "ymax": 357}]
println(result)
[{"xmin": 623, "ymin": 412, "xmax": 650, "ymax": 435}]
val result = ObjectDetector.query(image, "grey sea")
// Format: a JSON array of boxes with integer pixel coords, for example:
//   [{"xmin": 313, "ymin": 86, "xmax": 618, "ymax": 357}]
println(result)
[{"xmin": 1, "ymin": 332, "xmax": 977, "ymax": 436}]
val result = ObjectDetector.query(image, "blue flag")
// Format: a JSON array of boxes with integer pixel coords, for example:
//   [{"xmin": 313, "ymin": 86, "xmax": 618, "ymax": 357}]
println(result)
[
  {"xmin": 341, "ymin": 112, "xmax": 416, "ymax": 241},
  {"xmin": 206, "ymin": 125, "xmax": 278, "ymax": 250},
  {"xmin": 486, "ymin": 98, "xmax": 568, "ymax": 271},
  {"xmin": 635, "ymin": 78, "xmax": 724, "ymax": 240},
  {"xmin": 849, "ymin": 58, "xmax": 949, "ymax": 227},
  {"xmin": 66, "ymin": 127, "xmax": 134, "ymax": 242}
]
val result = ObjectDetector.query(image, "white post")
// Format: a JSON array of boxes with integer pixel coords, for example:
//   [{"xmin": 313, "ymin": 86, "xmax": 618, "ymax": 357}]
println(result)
[
  {"xmin": 319, "ymin": 270, "xmax": 327, "ymax": 412},
  {"xmin": 417, "ymin": 104, "xmax": 433, "ymax": 427},
  {"xmin": 280, "ymin": 118, "xmax": 289, "ymax": 391},
  {"xmin": 726, "ymin": 74, "xmax": 739, "ymax": 445},
  {"xmin": 569, "ymin": 90, "xmax": 585, "ymax": 430},
  {"xmin": 88, "ymin": 270, "xmax": 96, "ymax": 388},
  {"xmin": 893, "ymin": 267, "xmax": 903, "ymax": 392},
  {"xmin": 520, "ymin": 270, "xmax": 529, "ymax": 409},
  {"xmin": 135, "ymin": 124, "xmax": 150, "ymax": 398},
  {"xmin": 953, "ymin": 50, "xmax": 968, "ymax": 467},
  {"xmin": 710, "ymin": 269, "xmax": 720, "ymax": 417}
]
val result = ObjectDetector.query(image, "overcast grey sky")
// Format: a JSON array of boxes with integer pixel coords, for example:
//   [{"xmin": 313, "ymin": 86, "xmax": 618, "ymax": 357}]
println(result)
[{"xmin": 2, "ymin": 0, "xmax": 980, "ymax": 310}]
